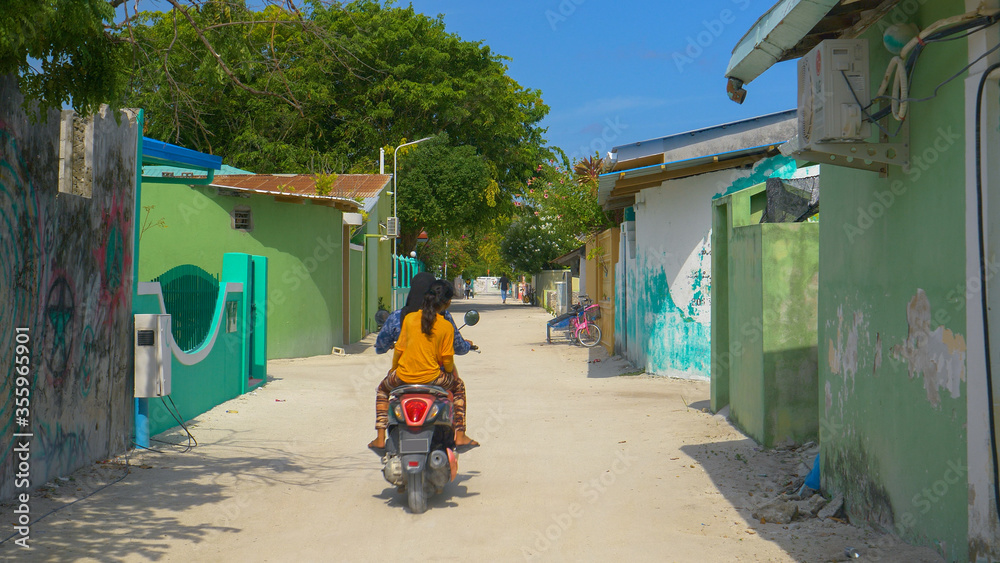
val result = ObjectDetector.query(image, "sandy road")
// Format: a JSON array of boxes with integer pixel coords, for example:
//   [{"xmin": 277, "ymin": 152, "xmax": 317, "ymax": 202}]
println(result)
[{"xmin": 1, "ymin": 295, "xmax": 943, "ymax": 562}]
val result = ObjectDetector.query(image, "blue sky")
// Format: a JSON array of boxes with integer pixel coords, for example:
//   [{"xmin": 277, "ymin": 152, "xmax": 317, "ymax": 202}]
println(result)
[{"xmin": 404, "ymin": 0, "xmax": 798, "ymax": 162}]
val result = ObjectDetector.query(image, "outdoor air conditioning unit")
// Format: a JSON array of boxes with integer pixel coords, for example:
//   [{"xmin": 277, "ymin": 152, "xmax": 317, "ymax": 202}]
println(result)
[
  {"xmin": 386, "ymin": 216, "xmax": 400, "ymax": 238},
  {"xmin": 134, "ymin": 314, "xmax": 172, "ymax": 398},
  {"xmin": 797, "ymin": 39, "xmax": 870, "ymax": 146}
]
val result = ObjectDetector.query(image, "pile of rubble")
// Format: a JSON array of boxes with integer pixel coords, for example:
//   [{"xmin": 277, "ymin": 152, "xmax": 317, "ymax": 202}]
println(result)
[{"xmin": 751, "ymin": 440, "xmax": 845, "ymax": 525}]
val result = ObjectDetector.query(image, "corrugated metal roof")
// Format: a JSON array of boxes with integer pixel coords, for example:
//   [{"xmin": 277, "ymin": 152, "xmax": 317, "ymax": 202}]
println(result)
[
  {"xmin": 598, "ymin": 112, "xmax": 797, "ymax": 208},
  {"xmin": 609, "ymin": 109, "xmax": 796, "ymax": 164},
  {"xmin": 212, "ymin": 174, "xmax": 391, "ymax": 199}
]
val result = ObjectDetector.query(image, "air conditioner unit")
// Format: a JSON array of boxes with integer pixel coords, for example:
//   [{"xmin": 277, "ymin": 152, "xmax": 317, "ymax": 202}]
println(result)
[
  {"xmin": 386, "ymin": 216, "xmax": 400, "ymax": 238},
  {"xmin": 797, "ymin": 39, "xmax": 871, "ymax": 145},
  {"xmin": 134, "ymin": 314, "xmax": 171, "ymax": 398}
]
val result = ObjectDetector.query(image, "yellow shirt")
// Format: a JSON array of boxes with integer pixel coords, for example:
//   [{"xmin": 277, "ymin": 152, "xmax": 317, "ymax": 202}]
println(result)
[{"xmin": 395, "ymin": 311, "xmax": 455, "ymax": 384}]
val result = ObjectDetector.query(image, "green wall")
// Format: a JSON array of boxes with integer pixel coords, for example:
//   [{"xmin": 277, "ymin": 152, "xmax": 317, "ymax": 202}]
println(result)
[
  {"xmin": 817, "ymin": 2, "xmax": 969, "ymax": 558},
  {"xmin": 139, "ymin": 182, "xmax": 345, "ymax": 358},
  {"xmin": 761, "ymin": 223, "xmax": 819, "ymax": 446},
  {"xmin": 712, "ymin": 183, "xmax": 768, "ymax": 412},
  {"xmin": 714, "ymin": 184, "xmax": 820, "ymax": 447},
  {"xmin": 350, "ymin": 246, "xmax": 363, "ymax": 342}
]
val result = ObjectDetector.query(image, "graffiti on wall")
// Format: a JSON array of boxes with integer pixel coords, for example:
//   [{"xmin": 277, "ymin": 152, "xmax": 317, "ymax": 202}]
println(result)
[{"xmin": 0, "ymin": 79, "xmax": 136, "ymax": 500}]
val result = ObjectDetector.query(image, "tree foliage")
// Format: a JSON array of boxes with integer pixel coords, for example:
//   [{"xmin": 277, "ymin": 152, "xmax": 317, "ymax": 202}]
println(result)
[
  {"xmin": 0, "ymin": 0, "xmax": 130, "ymax": 116},
  {"xmin": 501, "ymin": 158, "xmax": 611, "ymax": 274},
  {"xmin": 394, "ymin": 134, "xmax": 494, "ymax": 252},
  {"xmin": 129, "ymin": 1, "xmax": 550, "ymax": 179}
]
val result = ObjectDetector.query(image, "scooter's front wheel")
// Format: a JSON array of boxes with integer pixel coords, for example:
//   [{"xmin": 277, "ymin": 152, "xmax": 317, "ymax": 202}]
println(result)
[
  {"xmin": 407, "ymin": 471, "xmax": 427, "ymax": 514},
  {"xmin": 577, "ymin": 324, "xmax": 602, "ymax": 348}
]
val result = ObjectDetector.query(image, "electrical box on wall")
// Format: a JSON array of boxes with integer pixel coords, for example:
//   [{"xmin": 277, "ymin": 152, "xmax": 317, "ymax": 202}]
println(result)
[
  {"xmin": 134, "ymin": 314, "xmax": 172, "ymax": 398},
  {"xmin": 797, "ymin": 39, "xmax": 871, "ymax": 145},
  {"xmin": 386, "ymin": 216, "xmax": 400, "ymax": 237}
]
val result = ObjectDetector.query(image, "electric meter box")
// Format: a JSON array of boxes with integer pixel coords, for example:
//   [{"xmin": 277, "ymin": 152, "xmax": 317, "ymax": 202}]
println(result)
[
  {"xmin": 797, "ymin": 39, "xmax": 871, "ymax": 145},
  {"xmin": 134, "ymin": 314, "xmax": 172, "ymax": 398}
]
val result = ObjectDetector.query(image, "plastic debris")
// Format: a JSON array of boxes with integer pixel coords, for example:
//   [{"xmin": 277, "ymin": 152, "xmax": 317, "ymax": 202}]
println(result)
[
  {"xmin": 226, "ymin": 410, "xmax": 238, "ymax": 414},
  {"xmin": 845, "ymin": 547, "xmax": 861, "ymax": 559},
  {"xmin": 275, "ymin": 399, "xmax": 286, "ymax": 402}
]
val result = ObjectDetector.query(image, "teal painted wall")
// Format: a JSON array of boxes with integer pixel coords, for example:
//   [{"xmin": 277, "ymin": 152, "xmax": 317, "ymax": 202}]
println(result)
[
  {"xmin": 139, "ymin": 183, "xmax": 345, "ymax": 358},
  {"xmin": 817, "ymin": 2, "xmax": 969, "ymax": 559},
  {"xmin": 623, "ymin": 155, "xmax": 797, "ymax": 380},
  {"xmin": 134, "ymin": 252, "xmax": 262, "ymax": 436}
]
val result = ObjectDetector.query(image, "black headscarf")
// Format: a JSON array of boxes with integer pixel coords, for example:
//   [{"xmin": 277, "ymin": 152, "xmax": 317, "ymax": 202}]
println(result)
[{"xmin": 400, "ymin": 272, "xmax": 436, "ymax": 319}]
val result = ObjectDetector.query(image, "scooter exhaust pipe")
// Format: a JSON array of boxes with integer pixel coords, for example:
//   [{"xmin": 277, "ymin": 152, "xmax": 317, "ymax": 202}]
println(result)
[{"xmin": 429, "ymin": 450, "xmax": 448, "ymax": 469}]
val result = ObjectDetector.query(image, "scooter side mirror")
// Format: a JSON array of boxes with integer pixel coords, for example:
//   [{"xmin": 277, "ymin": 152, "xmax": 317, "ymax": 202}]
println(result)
[{"xmin": 464, "ymin": 310, "xmax": 480, "ymax": 327}]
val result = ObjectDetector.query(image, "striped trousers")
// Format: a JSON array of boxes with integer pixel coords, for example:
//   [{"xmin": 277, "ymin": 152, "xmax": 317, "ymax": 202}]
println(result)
[{"xmin": 375, "ymin": 369, "xmax": 467, "ymax": 431}]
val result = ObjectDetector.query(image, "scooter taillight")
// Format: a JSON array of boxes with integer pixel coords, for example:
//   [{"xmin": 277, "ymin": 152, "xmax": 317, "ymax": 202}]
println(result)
[{"xmin": 401, "ymin": 397, "xmax": 433, "ymax": 426}]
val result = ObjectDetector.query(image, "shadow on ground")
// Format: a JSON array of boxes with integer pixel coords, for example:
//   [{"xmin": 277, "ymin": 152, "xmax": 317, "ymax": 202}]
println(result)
[
  {"xmin": 0, "ymin": 425, "xmax": 360, "ymax": 562},
  {"xmin": 372, "ymin": 471, "xmax": 481, "ymax": 513}
]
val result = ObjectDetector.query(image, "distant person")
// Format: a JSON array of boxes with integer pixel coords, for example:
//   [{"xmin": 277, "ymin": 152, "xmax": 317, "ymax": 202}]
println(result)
[
  {"xmin": 465, "ymin": 279, "xmax": 473, "ymax": 299},
  {"xmin": 499, "ymin": 274, "xmax": 510, "ymax": 304}
]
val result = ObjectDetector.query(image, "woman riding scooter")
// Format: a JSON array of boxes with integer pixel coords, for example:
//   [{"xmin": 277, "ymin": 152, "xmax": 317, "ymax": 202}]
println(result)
[{"xmin": 370, "ymin": 273, "xmax": 478, "ymax": 450}]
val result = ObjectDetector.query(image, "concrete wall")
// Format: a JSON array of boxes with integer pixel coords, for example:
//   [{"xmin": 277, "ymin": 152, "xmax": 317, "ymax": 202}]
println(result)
[
  {"xmin": 621, "ymin": 155, "xmax": 798, "ymax": 380},
  {"xmin": 816, "ymin": 2, "xmax": 984, "ymax": 559},
  {"xmin": 0, "ymin": 76, "xmax": 137, "ymax": 499},
  {"xmin": 725, "ymin": 221, "xmax": 819, "ymax": 447},
  {"xmin": 138, "ymin": 182, "xmax": 345, "ymax": 359}
]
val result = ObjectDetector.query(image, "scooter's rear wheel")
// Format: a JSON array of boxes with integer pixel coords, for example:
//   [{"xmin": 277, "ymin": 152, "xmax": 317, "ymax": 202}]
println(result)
[{"xmin": 407, "ymin": 471, "xmax": 427, "ymax": 514}]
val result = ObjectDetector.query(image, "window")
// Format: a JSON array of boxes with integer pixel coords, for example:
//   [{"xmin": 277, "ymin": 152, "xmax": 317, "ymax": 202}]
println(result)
[
  {"xmin": 232, "ymin": 206, "xmax": 252, "ymax": 231},
  {"xmin": 226, "ymin": 300, "xmax": 239, "ymax": 332}
]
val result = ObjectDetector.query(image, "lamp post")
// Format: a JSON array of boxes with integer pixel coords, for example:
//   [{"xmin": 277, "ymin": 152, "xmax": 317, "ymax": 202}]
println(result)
[{"xmin": 392, "ymin": 136, "xmax": 433, "ymax": 259}]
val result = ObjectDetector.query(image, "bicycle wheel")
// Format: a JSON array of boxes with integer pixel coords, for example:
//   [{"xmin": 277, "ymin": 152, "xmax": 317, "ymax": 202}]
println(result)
[{"xmin": 577, "ymin": 324, "xmax": 602, "ymax": 347}]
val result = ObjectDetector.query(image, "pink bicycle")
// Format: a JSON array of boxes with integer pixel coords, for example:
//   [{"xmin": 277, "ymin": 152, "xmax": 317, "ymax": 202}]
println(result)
[{"xmin": 546, "ymin": 296, "xmax": 602, "ymax": 347}]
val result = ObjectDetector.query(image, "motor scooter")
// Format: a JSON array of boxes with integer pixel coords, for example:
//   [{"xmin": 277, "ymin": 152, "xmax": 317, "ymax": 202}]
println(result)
[{"xmin": 379, "ymin": 310, "xmax": 479, "ymax": 513}]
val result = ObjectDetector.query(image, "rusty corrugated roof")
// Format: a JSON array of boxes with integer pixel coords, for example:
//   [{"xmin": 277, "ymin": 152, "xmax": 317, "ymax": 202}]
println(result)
[{"xmin": 212, "ymin": 174, "xmax": 391, "ymax": 198}]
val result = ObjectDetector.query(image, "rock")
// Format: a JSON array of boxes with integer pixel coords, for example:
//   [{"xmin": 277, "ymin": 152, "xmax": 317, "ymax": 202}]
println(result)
[
  {"xmin": 752, "ymin": 499, "xmax": 799, "ymax": 524},
  {"xmin": 807, "ymin": 494, "xmax": 828, "ymax": 515},
  {"xmin": 817, "ymin": 493, "xmax": 844, "ymax": 520}
]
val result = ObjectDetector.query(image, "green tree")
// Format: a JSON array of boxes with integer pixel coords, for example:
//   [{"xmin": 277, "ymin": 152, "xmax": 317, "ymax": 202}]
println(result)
[
  {"xmin": 130, "ymin": 1, "xmax": 551, "ymax": 187},
  {"xmin": 0, "ymin": 0, "xmax": 129, "ymax": 116},
  {"xmin": 1, "ymin": 0, "xmax": 345, "ymax": 120},
  {"xmin": 500, "ymin": 213, "xmax": 575, "ymax": 274},
  {"xmin": 395, "ymin": 135, "xmax": 493, "ymax": 252}
]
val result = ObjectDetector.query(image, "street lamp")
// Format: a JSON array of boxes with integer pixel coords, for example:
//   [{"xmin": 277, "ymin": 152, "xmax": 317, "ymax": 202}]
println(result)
[{"xmin": 392, "ymin": 136, "xmax": 433, "ymax": 258}]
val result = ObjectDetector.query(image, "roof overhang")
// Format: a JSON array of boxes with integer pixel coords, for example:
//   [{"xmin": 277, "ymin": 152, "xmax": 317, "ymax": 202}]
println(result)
[
  {"xmin": 725, "ymin": 0, "xmax": 899, "ymax": 103},
  {"xmin": 599, "ymin": 112, "xmax": 797, "ymax": 209},
  {"xmin": 141, "ymin": 137, "xmax": 222, "ymax": 185},
  {"xmin": 551, "ymin": 245, "xmax": 586, "ymax": 267},
  {"xmin": 209, "ymin": 179, "xmax": 361, "ymax": 212}
]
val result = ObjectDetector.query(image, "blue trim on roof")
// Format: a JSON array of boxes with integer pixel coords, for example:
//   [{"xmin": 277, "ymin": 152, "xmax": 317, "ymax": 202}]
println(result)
[
  {"xmin": 599, "ymin": 143, "xmax": 778, "ymax": 179},
  {"xmin": 141, "ymin": 137, "xmax": 222, "ymax": 170}
]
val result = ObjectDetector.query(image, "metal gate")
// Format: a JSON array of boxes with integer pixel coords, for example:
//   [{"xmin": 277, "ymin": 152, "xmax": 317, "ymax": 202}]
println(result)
[{"xmin": 151, "ymin": 264, "xmax": 220, "ymax": 352}]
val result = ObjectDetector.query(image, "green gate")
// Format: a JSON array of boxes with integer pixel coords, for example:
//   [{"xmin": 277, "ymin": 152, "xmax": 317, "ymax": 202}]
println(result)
[{"xmin": 151, "ymin": 264, "xmax": 221, "ymax": 352}]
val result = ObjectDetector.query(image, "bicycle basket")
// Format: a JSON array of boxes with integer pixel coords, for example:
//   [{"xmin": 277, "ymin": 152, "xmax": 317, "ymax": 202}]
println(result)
[{"xmin": 588, "ymin": 307, "xmax": 602, "ymax": 321}]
